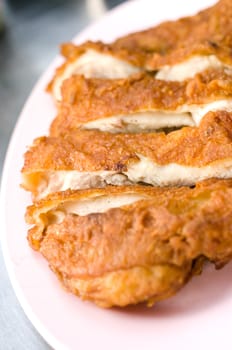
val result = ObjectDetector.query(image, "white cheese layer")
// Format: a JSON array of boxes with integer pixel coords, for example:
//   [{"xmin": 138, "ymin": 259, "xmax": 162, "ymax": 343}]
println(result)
[
  {"xmin": 156, "ymin": 55, "xmax": 232, "ymax": 81},
  {"xmin": 83, "ymin": 99, "xmax": 232, "ymax": 133},
  {"xmin": 53, "ymin": 49, "xmax": 140, "ymax": 100}
]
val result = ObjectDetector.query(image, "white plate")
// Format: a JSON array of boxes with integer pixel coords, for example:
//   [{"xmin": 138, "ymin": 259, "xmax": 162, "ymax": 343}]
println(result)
[{"xmin": 1, "ymin": 0, "xmax": 232, "ymax": 349}]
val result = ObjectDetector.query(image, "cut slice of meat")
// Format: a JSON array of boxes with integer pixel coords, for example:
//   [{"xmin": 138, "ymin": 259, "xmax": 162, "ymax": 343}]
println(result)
[
  {"xmin": 48, "ymin": 42, "xmax": 141, "ymax": 101},
  {"xmin": 48, "ymin": 0, "xmax": 232, "ymax": 101},
  {"xmin": 50, "ymin": 69, "xmax": 232, "ymax": 135},
  {"xmin": 114, "ymin": 0, "xmax": 232, "ymax": 73},
  {"xmin": 22, "ymin": 111, "xmax": 232, "ymax": 199}
]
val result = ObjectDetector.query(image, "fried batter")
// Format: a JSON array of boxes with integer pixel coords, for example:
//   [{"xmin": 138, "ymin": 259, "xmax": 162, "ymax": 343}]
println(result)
[
  {"xmin": 26, "ymin": 179, "xmax": 232, "ymax": 307},
  {"xmin": 50, "ymin": 69, "xmax": 232, "ymax": 135},
  {"xmin": 114, "ymin": 0, "xmax": 232, "ymax": 70},
  {"xmin": 22, "ymin": 0, "xmax": 232, "ymax": 309},
  {"xmin": 48, "ymin": 41, "xmax": 141, "ymax": 101},
  {"xmin": 48, "ymin": 0, "xmax": 232, "ymax": 100},
  {"xmin": 22, "ymin": 111, "xmax": 232, "ymax": 199}
]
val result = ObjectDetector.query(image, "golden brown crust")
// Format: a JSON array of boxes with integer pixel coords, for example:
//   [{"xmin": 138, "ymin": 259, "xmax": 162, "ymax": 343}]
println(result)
[
  {"xmin": 26, "ymin": 179, "xmax": 232, "ymax": 306},
  {"xmin": 48, "ymin": 0, "xmax": 232, "ymax": 96},
  {"xmin": 114, "ymin": 0, "xmax": 232, "ymax": 68},
  {"xmin": 22, "ymin": 111, "xmax": 232, "ymax": 174},
  {"xmin": 49, "ymin": 69, "xmax": 232, "ymax": 134},
  {"xmin": 57, "ymin": 263, "xmax": 193, "ymax": 307},
  {"xmin": 25, "ymin": 184, "xmax": 187, "ymax": 225},
  {"xmin": 24, "ymin": 0, "xmax": 232, "ymax": 308}
]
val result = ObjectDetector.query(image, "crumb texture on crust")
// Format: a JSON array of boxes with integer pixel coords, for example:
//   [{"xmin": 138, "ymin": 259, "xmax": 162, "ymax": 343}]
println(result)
[
  {"xmin": 22, "ymin": 111, "xmax": 232, "ymax": 198},
  {"xmin": 114, "ymin": 0, "xmax": 232, "ymax": 69},
  {"xmin": 50, "ymin": 46, "xmax": 141, "ymax": 101},
  {"xmin": 22, "ymin": 0, "xmax": 232, "ymax": 308},
  {"xmin": 48, "ymin": 0, "xmax": 232, "ymax": 99},
  {"xmin": 26, "ymin": 179, "xmax": 232, "ymax": 306},
  {"xmin": 60, "ymin": 264, "xmax": 192, "ymax": 308},
  {"xmin": 23, "ymin": 111, "xmax": 232, "ymax": 170},
  {"xmin": 50, "ymin": 69, "xmax": 232, "ymax": 134}
]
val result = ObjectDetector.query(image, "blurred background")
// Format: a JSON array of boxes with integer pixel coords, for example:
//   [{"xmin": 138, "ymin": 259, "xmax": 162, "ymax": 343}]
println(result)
[{"xmin": 0, "ymin": 0, "xmax": 127, "ymax": 348}]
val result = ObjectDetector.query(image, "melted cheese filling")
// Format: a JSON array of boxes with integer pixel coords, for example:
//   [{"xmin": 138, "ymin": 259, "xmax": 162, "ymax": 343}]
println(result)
[
  {"xmin": 53, "ymin": 49, "xmax": 140, "ymax": 100},
  {"xmin": 82, "ymin": 100, "xmax": 232, "ymax": 132},
  {"xmin": 156, "ymin": 55, "xmax": 232, "ymax": 81}
]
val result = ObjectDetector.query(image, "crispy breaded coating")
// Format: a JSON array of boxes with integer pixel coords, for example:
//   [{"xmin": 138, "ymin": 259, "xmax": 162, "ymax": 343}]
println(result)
[
  {"xmin": 48, "ymin": 0, "xmax": 232, "ymax": 99},
  {"xmin": 24, "ymin": 111, "xmax": 232, "ymax": 170},
  {"xmin": 114, "ymin": 0, "xmax": 232, "ymax": 69},
  {"xmin": 22, "ymin": 0, "xmax": 232, "ymax": 309},
  {"xmin": 48, "ymin": 41, "xmax": 138, "ymax": 90},
  {"xmin": 48, "ymin": 41, "xmax": 141, "ymax": 101},
  {"xmin": 22, "ymin": 111, "xmax": 232, "ymax": 199},
  {"xmin": 50, "ymin": 69, "xmax": 232, "ymax": 135},
  {"xmin": 26, "ymin": 179, "xmax": 232, "ymax": 307}
]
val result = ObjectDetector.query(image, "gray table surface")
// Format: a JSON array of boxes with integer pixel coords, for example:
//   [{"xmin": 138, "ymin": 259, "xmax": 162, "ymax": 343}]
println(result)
[{"xmin": 0, "ymin": 1, "xmax": 127, "ymax": 348}]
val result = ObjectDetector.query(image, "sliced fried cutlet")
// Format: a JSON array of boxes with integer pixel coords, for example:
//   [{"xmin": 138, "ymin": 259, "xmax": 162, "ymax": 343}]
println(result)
[
  {"xmin": 22, "ymin": 111, "xmax": 232, "ymax": 199},
  {"xmin": 26, "ymin": 179, "xmax": 232, "ymax": 307},
  {"xmin": 48, "ymin": 41, "xmax": 141, "ymax": 101},
  {"xmin": 115, "ymin": 0, "xmax": 232, "ymax": 79},
  {"xmin": 50, "ymin": 69, "xmax": 232, "ymax": 135},
  {"xmin": 48, "ymin": 0, "xmax": 232, "ymax": 101}
]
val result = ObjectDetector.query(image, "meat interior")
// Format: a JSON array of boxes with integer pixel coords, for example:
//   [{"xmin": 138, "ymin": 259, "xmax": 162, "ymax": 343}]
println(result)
[{"xmin": 51, "ymin": 48, "xmax": 141, "ymax": 101}]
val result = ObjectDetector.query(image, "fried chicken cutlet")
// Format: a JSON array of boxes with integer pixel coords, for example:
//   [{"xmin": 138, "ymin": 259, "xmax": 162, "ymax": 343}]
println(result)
[
  {"xmin": 49, "ymin": 0, "xmax": 232, "ymax": 100},
  {"xmin": 26, "ymin": 179, "xmax": 232, "ymax": 307},
  {"xmin": 22, "ymin": 111, "xmax": 232, "ymax": 199},
  {"xmin": 115, "ymin": 0, "xmax": 232, "ymax": 76},
  {"xmin": 50, "ymin": 69, "xmax": 232, "ymax": 135},
  {"xmin": 22, "ymin": 0, "xmax": 232, "ymax": 309}
]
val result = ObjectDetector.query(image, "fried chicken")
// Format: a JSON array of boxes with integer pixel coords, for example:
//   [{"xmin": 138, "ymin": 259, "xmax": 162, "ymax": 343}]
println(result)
[
  {"xmin": 26, "ymin": 179, "xmax": 232, "ymax": 307},
  {"xmin": 22, "ymin": 0, "xmax": 232, "ymax": 308},
  {"xmin": 50, "ymin": 69, "xmax": 232, "ymax": 135},
  {"xmin": 48, "ymin": 0, "xmax": 232, "ymax": 100},
  {"xmin": 48, "ymin": 41, "xmax": 141, "ymax": 101},
  {"xmin": 22, "ymin": 111, "xmax": 232, "ymax": 199},
  {"xmin": 115, "ymin": 0, "xmax": 232, "ymax": 72}
]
